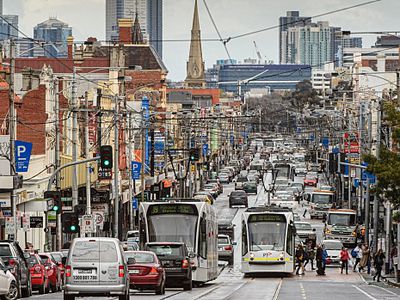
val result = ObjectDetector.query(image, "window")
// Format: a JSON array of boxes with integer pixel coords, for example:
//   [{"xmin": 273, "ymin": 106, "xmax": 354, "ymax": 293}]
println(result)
[
  {"xmin": 198, "ymin": 217, "xmax": 207, "ymax": 259},
  {"xmin": 242, "ymin": 221, "xmax": 248, "ymax": 256},
  {"xmin": 286, "ymin": 225, "xmax": 294, "ymax": 256},
  {"xmin": 124, "ymin": 252, "xmax": 155, "ymax": 264},
  {"xmin": 0, "ymin": 245, "xmax": 12, "ymax": 257}
]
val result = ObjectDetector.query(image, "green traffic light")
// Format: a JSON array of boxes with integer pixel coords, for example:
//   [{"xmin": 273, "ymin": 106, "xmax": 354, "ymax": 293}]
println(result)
[
  {"xmin": 70, "ymin": 225, "xmax": 77, "ymax": 232},
  {"xmin": 104, "ymin": 160, "xmax": 110, "ymax": 166},
  {"xmin": 53, "ymin": 205, "xmax": 59, "ymax": 211}
]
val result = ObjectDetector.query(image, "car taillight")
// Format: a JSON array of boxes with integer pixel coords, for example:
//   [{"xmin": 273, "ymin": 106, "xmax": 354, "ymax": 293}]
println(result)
[
  {"xmin": 8, "ymin": 259, "xmax": 15, "ymax": 266},
  {"xmin": 34, "ymin": 266, "xmax": 42, "ymax": 274},
  {"xmin": 182, "ymin": 259, "xmax": 189, "ymax": 269},
  {"xmin": 119, "ymin": 265, "xmax": 125, "ymax": 277},
  {"xmin": 149, "ymin": 267, "xmax": 159, "ymax": 274},
  {"xmin": 224, "ymin": 245, "xmax": 232, "ymax": 251},
  {"xmin": 65, "ymin": 265, "xmax": 71, "ymax": 277}
]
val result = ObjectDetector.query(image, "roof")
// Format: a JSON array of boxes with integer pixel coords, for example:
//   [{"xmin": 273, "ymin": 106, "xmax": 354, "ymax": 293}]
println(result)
[{"xmin": 35, "ymin": 17, "xmax": 70, "ymax": 28}]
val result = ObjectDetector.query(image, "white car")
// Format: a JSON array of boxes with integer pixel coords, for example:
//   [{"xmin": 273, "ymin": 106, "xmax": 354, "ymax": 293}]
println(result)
[
  {"xmin": 0, "ymin": 258, "xmax": 18, "ymax": 300},
  {"xmin": 322, "ymin": 239, "xmax": 343, "ymax": 265}
]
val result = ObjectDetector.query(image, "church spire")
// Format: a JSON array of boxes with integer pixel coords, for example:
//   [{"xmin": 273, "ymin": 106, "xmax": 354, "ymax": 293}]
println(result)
[
  {"xmin": 185, "ymin": 0, "xmax": 205, "ymax": 88},
  {"xmin": 132, "ymin": 0, "xmax": 144, "ymax": 44}
]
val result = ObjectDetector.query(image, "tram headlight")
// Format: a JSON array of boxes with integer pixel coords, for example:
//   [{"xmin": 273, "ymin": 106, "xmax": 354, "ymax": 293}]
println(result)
[
  {"xmin": 250, "ymin": 253, "xmax": 255, "ymax": 261},
  {"xmin": 279, "ymin": 253, "xmax": 284, "ymax": 261}
]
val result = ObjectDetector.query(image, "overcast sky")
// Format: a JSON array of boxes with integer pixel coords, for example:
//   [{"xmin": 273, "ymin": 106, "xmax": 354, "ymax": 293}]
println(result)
[{"xmin": 4, "ymin": 0, "xmax": 399, "ymax": 80}]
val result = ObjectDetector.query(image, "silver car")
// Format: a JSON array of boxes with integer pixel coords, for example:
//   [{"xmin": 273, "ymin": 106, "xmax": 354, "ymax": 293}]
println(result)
[
  {"xmin": 218, "ymin": 234, "xmax": 234, "ymax": 265},
  {"xmin": 64, "ymin": 237, "xmax": 130, "ymax": 300}
]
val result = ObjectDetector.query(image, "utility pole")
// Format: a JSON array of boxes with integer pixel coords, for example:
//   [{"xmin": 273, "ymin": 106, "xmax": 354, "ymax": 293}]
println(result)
[
  {"xmin": 141, "ymin": 113, "xmax": 146, "ymax": 203},
  {"xmin": 113, "ymin": 95, "xmax": 119, "ymax": 239},
  {"xmin": 373, "ymin": 100, "xmax": 381, "ymax": 254},
  {"xmin": 8, "ymin": 40, "xmax": 17, "ymax": 240},
  {"xmin": 365, "ymin": 177, "xmax": 370, "ymax": 247},
  {"xmin": 85, "ymin": 92, "xmax": 91, "ymax": 222},
  {"xmin": 128, "ymin": 112, "xmax": 134, "ymax": 230},
  {"xmin": 71, "ymin": 67, "xmax": 78, "ymax": 208},
  {"xmin": 54, "ymin": 79, "xmax": 62, "ymax": 249}
]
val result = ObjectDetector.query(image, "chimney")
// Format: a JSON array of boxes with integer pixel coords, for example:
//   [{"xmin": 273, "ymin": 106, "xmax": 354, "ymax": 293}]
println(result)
[
  {"xmin": 118, "ymin": 19, "xmax": 133, "ymax": 45},
  {"xmin": 67, "ymin": 36, "xmax": 74, "ymax": 59}
]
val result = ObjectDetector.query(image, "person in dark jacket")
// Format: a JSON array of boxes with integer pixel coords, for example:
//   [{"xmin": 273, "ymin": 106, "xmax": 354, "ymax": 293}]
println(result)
[
  {"xmin": 316, "ymin": 244, "xmax": 325, "ymax": 275},
  {"xmin": 295, "ymin": 244, "xmax": 306, "ymax": 275},
  {"xmin": 373, "ymin": 249, "xmax": 385, "ymax": 282}
]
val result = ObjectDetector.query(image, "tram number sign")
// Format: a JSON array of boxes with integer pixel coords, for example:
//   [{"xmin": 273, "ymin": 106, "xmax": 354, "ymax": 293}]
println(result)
[
  {"xmin": 148, "ymin": 204, "xmax": 197, "ymax": 216},
  {"xmin": 248, "ymin": 214, "xmax": 286, "ymax": 223}
]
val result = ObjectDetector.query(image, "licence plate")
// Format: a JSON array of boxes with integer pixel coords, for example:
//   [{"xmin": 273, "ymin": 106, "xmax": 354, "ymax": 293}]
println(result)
[
  {"xmin": 129, "ymin": 270, "xmax": 140, "ymax": 274},
  {"xmin": 74, "ymin": 268, "xmax": 96, "ymax": 275},
  {"xmin": 73, "ymin": 275, "xmax": 98, "ymax": 281}
]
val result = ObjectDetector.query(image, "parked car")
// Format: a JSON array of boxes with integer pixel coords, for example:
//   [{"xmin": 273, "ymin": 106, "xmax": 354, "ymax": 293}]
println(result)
[
  {"xmin": 0, "ymin": 241, "xmax": 31, "ymax": 297},
  {"xmin": 217, "ymin": 235, "xmax": 235, "ymax": 265},
  {"xmin": 0, "ymin": 258, "xmax": 18, "ymax": 300},
  {"xmin": 243, "ymin": 181, "xmax": 257, "ymax": 194},
  {"xmin": 234, "ymin": 176, "xmax": 248, "ymax": 190},
  {"xmin": 26, "ymin": 253, "xmax": 49, "ymax": 294},
  {"xmin": 39, "ymin": 253, "xmax": 62, "ymax": 292},
  {"xmin": 145, "ymin": 242, "xmax": 193, "ymax": 291},
  {"xmin": 64, "ymin": 237, "xmax": 130, "ymax": 300},
  {"xmin": 229, "ymin": 190, "xmax": 248, "ymax": 208},
  {"xmin": 50, "ymin": 252, "xmax": 65, "ymax": 285},
  {"xmin": 124, "ymin": 251, "xmax": 166, "ymax": 295}
]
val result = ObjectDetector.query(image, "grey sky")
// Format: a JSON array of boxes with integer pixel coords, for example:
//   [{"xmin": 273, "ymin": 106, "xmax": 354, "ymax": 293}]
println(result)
[{"xmin": 4, "ymin": 0, "xmax": 398, "ymax": 80}]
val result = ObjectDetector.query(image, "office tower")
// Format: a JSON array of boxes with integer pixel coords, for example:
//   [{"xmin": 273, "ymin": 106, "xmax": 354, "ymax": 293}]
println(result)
[{"xmin": 147, "ymin": 0, "xmax": 162, "ymax": 58}]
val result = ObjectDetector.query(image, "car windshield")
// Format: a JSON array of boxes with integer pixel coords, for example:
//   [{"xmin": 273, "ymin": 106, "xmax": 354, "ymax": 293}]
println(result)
[
  {"xmin": 328, "ymin": 213, "xmax": 356, "ymax": 226},
  {"xmin": 295, "ymin": 223, "xmax": 312, "ymax": 230},
  {"xmin": 27, "ymin": 255, "xmax": 39, "ymax": 268},
  {"xmin": 147, "ymin": 245, "xmax": 183, "ymax": 257},
  {"xmin": 231, "ymin": 192, "xmax": 245, "ymax": 197},
  {"xmin": 248, "ymin": 217, "xmax": 286, "ymax": 251},
  {"xmin": 0, "ymin": 245, "xmax": 12, "ymax": 257},
  {"xmin": 71, "ymin": 241, "xmax": 118, "ymax": 263},
  {"xmin": 218, "ymin": 237, "xmax": 229, "ymax": 245},
  {"xmin": 312, "ymin": 194, "xmax": 332, "ymax": 204},
  {"xmin": 237, "ymin": 177, "xmax": 248, "ymax": 182},
  {"xmin": 124, "ymin": 252, "xmax": 155, "ymax": 263},
  {"xmin": 324, "ymin": 242, "xmax": 343, "ymax": 250},
  {"xmin": 148, "ymin": 214, "xmax": 197, "ymax": 252}
]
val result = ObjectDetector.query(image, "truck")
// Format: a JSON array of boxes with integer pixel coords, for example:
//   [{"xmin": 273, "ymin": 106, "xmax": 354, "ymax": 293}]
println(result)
[
  {"xmin": 324, "ymin": 209, "xmax": 357, "ymax": 247},
  {"xmin": 303, "ymin": 189, "xmax": 336, "ymax": 219}
]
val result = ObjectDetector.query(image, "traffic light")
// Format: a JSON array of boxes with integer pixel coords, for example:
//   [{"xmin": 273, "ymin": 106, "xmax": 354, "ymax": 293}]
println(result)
[
  {"xmin": 44, "ymin": 191, "xmax": 62, "ymax": 214},
  {"xmin": 189, "ymin": 148, "xmax": 200, "ymax": 162},
  {"xmin": 339, "ymin": 153, "xmax": 346, "ymax": 174},
  {"xmin": 61, "ymin": 212, "xmax": 80, "ymax": 234},
  {"xmin": 100, "ymin": 145, "xmax": 113, "ymax": 169}
]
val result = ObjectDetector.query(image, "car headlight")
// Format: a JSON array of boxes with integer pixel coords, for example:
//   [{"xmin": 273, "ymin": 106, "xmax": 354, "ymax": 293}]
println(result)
[{"xmin": 352, "ymin": 231, "xmax": 357, "ymax": 236}]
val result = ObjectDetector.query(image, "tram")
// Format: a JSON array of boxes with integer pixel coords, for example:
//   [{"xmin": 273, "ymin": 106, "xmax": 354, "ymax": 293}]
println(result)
[
  {"xmin": 139, "ymin": 200, "xmax": 218, "ymax": 283},
  {"xmin": 241, "ymin": 206, "xmax": 295, "ymax": 274}
]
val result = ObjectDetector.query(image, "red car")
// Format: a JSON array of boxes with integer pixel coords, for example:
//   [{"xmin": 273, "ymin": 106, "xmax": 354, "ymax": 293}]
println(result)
[
  {"xmin": 304, "ymin": 174, "xmax": 318, "ymax": 187},
  {"xmin": 124, "ymin": 251, "xmax": 166, "ymax": 295},
  {"xmin": 38, "ymin": 253, "xmax": 62, "ymax": 292},
  {"xmin": 26, "ymin": 253, "xmax": 49, "ymax": 294}
]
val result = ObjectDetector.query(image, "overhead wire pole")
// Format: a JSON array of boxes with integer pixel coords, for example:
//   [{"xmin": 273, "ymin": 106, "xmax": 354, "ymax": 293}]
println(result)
[
  {"xmin": 113, "ymin": 94, "xmax": 120, "ymax": 239},
  {"xmin": 71, "ymin": 67, "xmax": 78, "ymax": 208},
  {"xmin": 54, "ymin": 79, "xmax": 62, "ymax": 249},
  {"xmin": 85, "ymin": 92, "xmax": 91, "ymax": 237}
]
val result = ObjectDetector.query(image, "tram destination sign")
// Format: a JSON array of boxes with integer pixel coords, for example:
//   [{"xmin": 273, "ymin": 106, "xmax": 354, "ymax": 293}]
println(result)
[
  {"xmin": 248, "ymin": 214, "xmax": 286, "ymax": 223},
  {"xmin": 148, "ymin": 204, "xmax": 197, "ymax": 215}
]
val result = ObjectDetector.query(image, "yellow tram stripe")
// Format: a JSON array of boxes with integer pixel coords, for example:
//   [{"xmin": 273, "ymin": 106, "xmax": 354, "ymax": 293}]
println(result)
[{"xmin": 243, "ymin": 257, "xmax": 291, "ymax": 262}]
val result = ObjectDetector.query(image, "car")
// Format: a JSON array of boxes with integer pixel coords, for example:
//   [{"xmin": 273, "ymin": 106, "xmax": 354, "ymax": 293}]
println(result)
[
  {"xmin": 27, "ymin": 253, "xmax": 49, "ymax": 294},
  {"xmin": 229, "ymin": 190, "xmax": 248, "ymax": 208},
  {"xmin": 122, "ymin": 240, "xmax": 140, "ymax": 251},
  {"xmin": 207, "ymin": 179, "xmax": 223, "ymax": 194},
  {"xmin": 145, "ymin": 242, "xmax": 193, "ymax": 291},
  {"xmin": 234, "ymin": 176, "xmax": 248, "ymax": 190},
  {"xmin": 218, "ymin": 174, "xmax": 230, "ymax": 184},
  {"xmin": 304, "ymin": 173, "xmax": 318, "ymax": 187},
  {"xmin": 124, "ymin": 251, "xmax": 166, "ymax": 295},
  {"xmin": 294, "ymin": 222, "xmax": 316, "ymax": 246},
  {"xmin": 217, "ymin": 235, "xmax": 234, "ymax": 265},
  {"xmin": 0, "ymin": 258, "xmax": 18, "ymax": 300},
  {"xmin": 193, "ymin": 193, "xmax": 214, "ymax": 205},
  {"xmin": 202, "ymin": 183, "xmax": 219, "ymax": 199},
  {"xmin": 64, "ymin": 237, "xmax": 130, "ymax": 300},
  {"xmin": 239, "ymin": 170, "xmax": 248, "ymax": 177},
  {"xmin": 38, "ymin": 253, "xmax": 62, "ymax": 292},
  {"xmin": 220, "ymin": 169, "xmax": 234, "ymax": 181},
  {"xmin": 126, "ymin": 230, "xmax": 140, "ymax": 242},
  {"xmin": 293, "ymin": 213, "xmax": 301, "ymax": 222},
  {"xmin": 0, "ymin": 241, "xmax": 32, "ymax": 298},
  {"xmin": 50, "ymin": 252, "xmax": 66, "ymax": 285},
  {"xmin": 243, "ymin": 181, "xmax": 257, "ymax": 194},
  {"xmin": 322, "ymin": 240, "xmax": 344, "ymax": 265}
]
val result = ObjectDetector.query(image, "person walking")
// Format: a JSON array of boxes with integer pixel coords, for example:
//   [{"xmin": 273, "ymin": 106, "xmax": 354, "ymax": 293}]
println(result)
[
  {"xmin": 352, "ymin": 243, "xmax": 362, "ymax": 272},
  {"xmin": 304, "ymin": 241, "xmax": 315, "ymax": 270},
  {"xmin": 322, "ymin": 244, "xmax": 328, "ymax": 274},
  {"xmin": 316, "ymin": 244, "xmax": 325, "ymax": 275},
  {"xmin": 373, "ymin": 249, "xmax": 385, "ymax": 282},
  {"xmin": 295, "ymin": 244, "xmax": 306, "ymax": 275},
  {"xmin": 359, "ymin": 244, "xmax": 370, "ymax": 272},
  {"xmin": 340, "ymin": 246, "xmax": 350, "ymax": 274}
]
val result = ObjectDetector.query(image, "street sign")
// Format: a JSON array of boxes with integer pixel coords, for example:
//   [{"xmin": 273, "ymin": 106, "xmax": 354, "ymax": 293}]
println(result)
[
  {"xmin": 22, "ymin": 213, "xmax": 30, "ymax": 232},
  {"xmin": 202, "ymin": 144, "xmax": 208, "ymax": 157},
  {"xmin": 93, "ymin": 211, "xmax": 104, "ymax": 229},
  {"xmin": 47, "ymin": 211, "xmax": 57, "ymax": 228},
  {"xmin": 322, "ymin": 137, "xmax": 329, "ymax": 149},
  {"xmin": 30, "ymin": 216, "xmax": 43, "ymax": 228},
  {"xmin": 5, "ymin": 217, "xmax": 14, "ymax": 235},
  {"xmin": 131, "ymin": 161, "xmax": 142, "ymax": 180},
  {"xmin": 15, "ymin": 140, "xmax": 32, "ymax": 172},
  {"xmin": 132, "ymin": 198, "xmax": 138, "ymax": 210},
  {"xmin": 361, "ymin": 162, "xmax": 376, "ymax": 184},
  {"xmin": 81, "ymin": 214, "xmax": 95, "ymax": 233}
]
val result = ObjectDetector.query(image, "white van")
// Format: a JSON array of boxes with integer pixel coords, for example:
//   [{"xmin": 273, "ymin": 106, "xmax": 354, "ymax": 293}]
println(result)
[{"xmin": 63, "ymin": 237, "xmax": 129, "ymax": 300}]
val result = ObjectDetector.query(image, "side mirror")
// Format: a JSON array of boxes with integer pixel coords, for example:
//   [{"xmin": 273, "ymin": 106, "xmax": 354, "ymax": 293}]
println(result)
[
  {"xmin": 232, "ymin": 241, "xmax": 237, "ymax": 246},
  {"xmin": 127, "ymin": 257, "xmax": 136, "ymax": 265},
  {"xmin": 61, "ymin": 257, "xmax": 67, "ymax": 266}
]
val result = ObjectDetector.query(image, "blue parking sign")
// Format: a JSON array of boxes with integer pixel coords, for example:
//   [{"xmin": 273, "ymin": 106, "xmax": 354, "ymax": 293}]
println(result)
[
  {"xmin": 15, "ymin": 140, "xmax": 32, "ymax": 172},
  {"xmin": 131, "ymin": 161, "xmax": 142, "ymax": 180}
]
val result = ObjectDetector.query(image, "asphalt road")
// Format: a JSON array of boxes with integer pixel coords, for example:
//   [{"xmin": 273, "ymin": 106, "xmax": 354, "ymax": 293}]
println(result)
[{"xmin": 25, "ymin": 173, "xmax": 400, "ymax": 300}]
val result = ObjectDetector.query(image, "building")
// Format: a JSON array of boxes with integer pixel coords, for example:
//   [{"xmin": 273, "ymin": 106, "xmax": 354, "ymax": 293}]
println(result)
[
  {"xmin": 279, "ymin": 11, "xmax": 311, "ymax": 64},
  {"xmin": 218, "ymin": 64, "xmax": 311, "ymax": 94},
  {"xmin": 0, "ymin": 15, "xmax": 18, "ymax": 41},
  {"xmin": 185, "ymin": 0, "xmax": 206, "ymax": 88},
  {"xmin": 311, "ymin": 63, "xmax": 335, "ymax": 92},
  {"xmin": 343, "ymin": 47, "xmax": 400, "ymax": 71},
  {"xmin": 33, "ymin": 18, "xmax": 72, "ymax": 58},
  {"xmin": 147, "ymin": 0, "xmax": 162, "ymax": 58}
]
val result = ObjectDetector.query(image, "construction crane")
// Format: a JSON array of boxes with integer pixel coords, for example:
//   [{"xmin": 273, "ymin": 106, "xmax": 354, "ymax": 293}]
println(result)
[{"xmin": 253, "ymin": 41, "xmax": 263, "ymax": 64}]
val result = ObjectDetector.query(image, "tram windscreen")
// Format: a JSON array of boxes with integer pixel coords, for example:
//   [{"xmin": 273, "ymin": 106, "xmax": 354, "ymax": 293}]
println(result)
[
  {"xmin": 248, "ymin": 214, "xmax": 286, "ymax": 251},
  {"xmin": 147, "ymin": 204, "xmax": 198, "ymax": 251}
]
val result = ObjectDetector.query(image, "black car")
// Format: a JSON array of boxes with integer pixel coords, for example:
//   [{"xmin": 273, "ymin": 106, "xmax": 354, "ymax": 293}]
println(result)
[
  {"xmin": 243, "ymin": 181, "xmax": 257, "ymax": 194},
  {"xmin": 0, "ymin": 241, "xmax": 32, "ymax": 297},
  {"xmin": 229, "ymin": 191, "xmax": 248, "ymax": 208},
  {"xmin": 145, "ymin": 242, "xmax": 193, "ymax": 291}
]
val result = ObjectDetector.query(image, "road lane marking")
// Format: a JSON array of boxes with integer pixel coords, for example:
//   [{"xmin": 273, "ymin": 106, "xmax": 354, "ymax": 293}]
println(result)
[
  {"xmin": 222, "ymin": 280, "xmax": 249, "ymax": 300},
  {"xmin": 368, "ymin": 284, "xmax": 398, "ymax": 296},
  {"xmin": 272, "ymin": 278, "xmax": 283, "ymax": 300},
  {"xmin": 192, "ymin": 283, "xmax": 222, "ymax": 299},
  {"xmin": 352, "ymin": 285, "xmax": 378, "ymax": 300}
]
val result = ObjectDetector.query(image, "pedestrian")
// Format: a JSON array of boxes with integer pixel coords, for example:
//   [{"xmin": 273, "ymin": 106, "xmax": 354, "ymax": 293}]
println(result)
[
  {"xmin": 340, "ymin": 246, "xmax": 350, "ymax": 274},
  {"xmin": 316, "ymin": 244, "xmax": 325, "ymax": 275},
  {"xmin": 358, "ymin": 244, "xmax": 370, "ymax": 272},
  {"xmin": 373, "ymin": 249, "xmax": 385, "ymax": 282},
  {"xmin": 295, "ymin": 244, "xmax": 305, "ymax": 275},
  {"xmin": 322, "ymin": 244, "xmax": 328, "ymax": 274},
  {"xmin": 303, "ymin": 240, "xmax": 315, "ymax": 270},
  {"xmin": 390, "ymin": 245, "xmax": 397, "ymax": 274},
  {"xmin": 352, "ymin": 243, "xmax": 362, "ymax": 272}
]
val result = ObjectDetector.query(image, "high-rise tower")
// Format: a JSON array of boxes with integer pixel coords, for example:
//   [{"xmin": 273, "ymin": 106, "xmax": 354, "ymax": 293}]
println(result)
[
  {"xmin": 185, "ymin": 0, "xmax": 205, "ymax": 88},
  {"xmin": 147, "ymin": 0, "xmax": 162, "ymax": 58}
]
